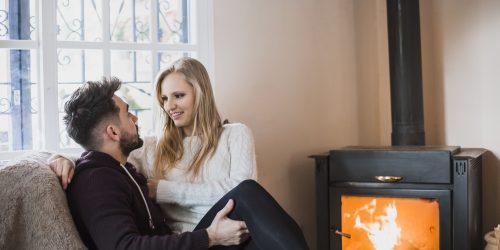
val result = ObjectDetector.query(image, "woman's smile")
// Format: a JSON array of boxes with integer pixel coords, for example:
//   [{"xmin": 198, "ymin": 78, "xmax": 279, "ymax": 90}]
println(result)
[{"xmin": 170, "ymin": 111, "xmax": 184, "ymax": 120}]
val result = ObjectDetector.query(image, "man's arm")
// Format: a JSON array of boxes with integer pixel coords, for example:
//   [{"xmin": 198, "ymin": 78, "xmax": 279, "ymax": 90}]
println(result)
[
  {"xmin": 48, "ymin": 153, "xmax": 77, "ymax": 189},
  {"xmin": 206, "ymin": 199, "xmax": 250, "ymax": 247}
]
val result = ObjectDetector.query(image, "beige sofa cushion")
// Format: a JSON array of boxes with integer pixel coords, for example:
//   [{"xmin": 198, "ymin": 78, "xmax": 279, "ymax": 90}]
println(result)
[{"xmin": 0, "ymin": 152, "xmax": 86, "ymax": 250}]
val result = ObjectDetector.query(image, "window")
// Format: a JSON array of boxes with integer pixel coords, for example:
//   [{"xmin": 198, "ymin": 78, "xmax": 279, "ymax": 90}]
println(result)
[{"xmin": 0, "ymin": 0, "xmax": 213, "ymax": 159}]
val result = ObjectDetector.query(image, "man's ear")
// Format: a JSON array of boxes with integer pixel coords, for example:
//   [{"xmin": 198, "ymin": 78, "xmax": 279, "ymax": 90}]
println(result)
[{"xmin": 106, "ymin": 125, "xmax": 120, "ymax": 141}]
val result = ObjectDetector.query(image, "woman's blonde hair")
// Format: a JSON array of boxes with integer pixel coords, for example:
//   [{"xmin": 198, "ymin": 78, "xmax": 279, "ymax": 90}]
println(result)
[{"xmin": 153, "ymin": 57, "xmax": 223, "ymax": 178}]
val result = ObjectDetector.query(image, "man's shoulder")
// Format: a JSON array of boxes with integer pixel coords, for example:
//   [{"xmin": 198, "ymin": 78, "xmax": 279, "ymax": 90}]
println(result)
[
  {"xmin": 71, "ymin": 165, "xmax": 130, "ymax": 192},
  {"xmin": 75, "ymin": 165, "xmax": 121, "ymax": 177}
]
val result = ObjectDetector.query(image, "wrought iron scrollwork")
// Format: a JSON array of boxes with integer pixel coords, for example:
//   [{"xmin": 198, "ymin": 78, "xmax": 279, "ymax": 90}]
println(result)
[
  {"xmin": 56, "ymin": 5, "xmax": 83, "ymax": 40},
  {"xmin": 61, "ymin": 0, "xmax": 70, "ymax": 7},
  {"xmin": 57, "ymin": 0, "xmax": 103, "ymax": 41},
  {"xmin": 0, "ymin": 10, "xmax": 8, "ymax": 37},
  {"xmin": 0, "ymin": 98, "xmax": 12, "ymax": 114},
  {"xmin": 0, "ymin": 8, "xmax": 36, "ymax": 39},
  {"xmin": 135, "ymin": 0, "xmax": 150, "ymax": 41},
  {"xmin": 29, "ymin": 15, "xmax": 36, "ymax": 39},
  {"xmin": 0, "ymin": 93, "xmax": 39, "ymax": 114},
  {"xmin": 90, "ymin": 0, "xmax": 102, "ymax": 23},
  {"xmin": 56, "ymin": 49, "xmax": 72, "ymax": 65},
  {"xmin": 135, "ymin": 19, "xmax": 149, "ymax": 41},
  {"xmin": 158, "ymin": 0, "xmax": 183, "ymax": 43},
  {"xmin": 110, "ymin": 0, "xmax": 126, "ymax": 39},
  {"xmin": 159, "ymin": 53, "xmax": 172, "ymax": 65},
  {"xmin": 30, "ymin": 97, "xmax": 38, "ymax": 114}
]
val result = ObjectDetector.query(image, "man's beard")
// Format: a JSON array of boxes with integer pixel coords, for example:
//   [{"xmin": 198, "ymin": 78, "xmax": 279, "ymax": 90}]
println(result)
[{"xmin": 119, "ymin": 125, "xmax": 144, "ymax": 156}]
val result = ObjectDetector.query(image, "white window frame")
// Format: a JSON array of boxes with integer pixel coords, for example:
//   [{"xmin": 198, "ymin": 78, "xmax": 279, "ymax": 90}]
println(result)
[{"xmin": 0, "ymin": 0, "xmax": 214, "ymax": 162}]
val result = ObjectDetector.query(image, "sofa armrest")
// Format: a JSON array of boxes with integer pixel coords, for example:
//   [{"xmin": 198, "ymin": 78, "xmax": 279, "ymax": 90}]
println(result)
[{"xmin": 0, "ymin": 151, "xmax": 86, "ymax": 250}]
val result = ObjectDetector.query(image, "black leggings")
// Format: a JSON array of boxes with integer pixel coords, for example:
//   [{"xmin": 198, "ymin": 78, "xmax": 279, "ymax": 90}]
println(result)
[{"xmin": 194, "ymin": 180, "xmax": 309, "ymax": 250}]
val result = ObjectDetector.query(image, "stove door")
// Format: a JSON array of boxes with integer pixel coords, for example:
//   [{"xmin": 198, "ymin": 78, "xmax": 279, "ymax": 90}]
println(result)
[{"xmin": 330, "ymin": 188, "xmax": 451, "ymax": 250}]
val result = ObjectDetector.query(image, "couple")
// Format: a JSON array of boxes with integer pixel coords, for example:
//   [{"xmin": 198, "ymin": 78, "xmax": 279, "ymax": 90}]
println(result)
[{"xmin": 51, "ymin": 57, "xmax": 309, "ymax": 249}]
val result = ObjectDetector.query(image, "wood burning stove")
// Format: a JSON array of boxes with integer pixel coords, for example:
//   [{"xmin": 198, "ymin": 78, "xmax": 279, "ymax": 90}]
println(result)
[
  {"xmin": 311, "ymin": 147, "xmax": 485, "ymax": 249},
  {"xmin": 310, "ymin": 1, "xmax": 486, "ymax": 248}
]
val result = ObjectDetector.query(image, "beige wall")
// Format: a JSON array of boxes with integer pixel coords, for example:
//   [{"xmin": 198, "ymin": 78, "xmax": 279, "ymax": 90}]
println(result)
[
  {"xmin": 213, "ymin": 0, "xmax": 364, "ymax": 248},
  {"xmin": 420, "ymin": 0, "xmax": 500, "ymax": 235},
  {"xmin": 212, "ymin": 0, "xmax": 500, "ymax": 248}
]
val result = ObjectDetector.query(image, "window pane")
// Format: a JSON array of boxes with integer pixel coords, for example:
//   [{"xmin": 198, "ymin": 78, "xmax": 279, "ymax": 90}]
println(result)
[
  {"xmin": 1, "ymin": 0, "xmax": 204, "ymax": 154},
  {"xmin": 110, "ymin": 0, "xmax": 150, "ymax": 42},
  {"xmin": 119, "ymin": 83, "xmax": 154, "ymax": 136},
  {"xmin": 58, "ymin": 49, "xmax": 103, "ymax": 148},
  {"xmin": 57, "ymin": 49, "xmax": 103, "ymax": 84},
  {"xmin": 0, "ymin": 49, "xmax": 39, "ymax": 151},
  {"xmin": 57, "ymin": 0, "xmax": 103, "ymax": 41},
  {"xmin": 157, "ymin": 0, "xmax": 190, "ymax": 44},
  {"xmin": 111, "ymin": 50, "xmax": 151, "ymax": 82},
  {"xmin": 58, "ymin": 112, "xmax": 78, "ymax": 148},
  {"xmin": 158, "ymin": 51, "xmax": 195, "ymax": 70},
  {"xmin": 111, "ymin": 50, "xmax": 153, "ymax": 135},
  {"xmin": 0, "ymin": 0, "xmax": 37, "ymax": 40}
]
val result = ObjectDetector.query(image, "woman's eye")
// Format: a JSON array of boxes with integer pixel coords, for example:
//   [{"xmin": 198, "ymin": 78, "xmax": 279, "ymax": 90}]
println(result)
[{"xmin": 175, "ymin": 94, "xmax": 185, "ymax": 99}]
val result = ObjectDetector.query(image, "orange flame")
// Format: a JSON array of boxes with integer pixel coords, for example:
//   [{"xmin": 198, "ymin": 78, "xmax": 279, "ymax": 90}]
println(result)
[
  {"xmin": 341, "ymin": 196, "xmax": 439, "ymax": 250},
  {"xmin": 353, "ymin": 200, "xmax": 401, "ymax": 249}
]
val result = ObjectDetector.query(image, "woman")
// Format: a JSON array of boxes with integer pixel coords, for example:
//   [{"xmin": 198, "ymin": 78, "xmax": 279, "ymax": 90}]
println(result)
[
  {"xmin": 129, "ymin": 57, "xmax": 257, "ymax": 233},
  {"xmin": 51, "ymin": 57, "xmax": 257, "ymax": 233}
]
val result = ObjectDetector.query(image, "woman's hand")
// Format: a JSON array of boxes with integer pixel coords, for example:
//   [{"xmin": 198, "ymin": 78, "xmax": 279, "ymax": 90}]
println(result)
[
  {"xmin": 147, "ymin": 179, "xmax": 159, "ymax": 201},
  {"xmin": 49, "ymin": 157, "xmax": 75, "ymax": 190}
]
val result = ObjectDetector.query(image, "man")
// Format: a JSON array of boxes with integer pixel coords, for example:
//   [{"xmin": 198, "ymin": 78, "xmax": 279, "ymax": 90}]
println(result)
[{"xmin": 59, "ymin": 78, "xmax": 309, "ymax": 250}]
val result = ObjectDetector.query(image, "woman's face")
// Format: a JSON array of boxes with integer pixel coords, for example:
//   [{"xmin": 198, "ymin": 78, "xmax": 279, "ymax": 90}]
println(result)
[{"xmin": 161, "ymin": 72, "xmax": 196, "ymax": 135}]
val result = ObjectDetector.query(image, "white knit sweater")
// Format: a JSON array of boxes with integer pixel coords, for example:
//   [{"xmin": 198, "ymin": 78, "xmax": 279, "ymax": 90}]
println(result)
[{"xmin": 128, "ymin": 123, "xmax": 257, "ymax": 233}]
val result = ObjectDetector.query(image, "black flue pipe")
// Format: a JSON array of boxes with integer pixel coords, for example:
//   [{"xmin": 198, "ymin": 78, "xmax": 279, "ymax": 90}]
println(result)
[{"xmin": 387, "ymin": 0, "xmax": 425, "ymax": 146}]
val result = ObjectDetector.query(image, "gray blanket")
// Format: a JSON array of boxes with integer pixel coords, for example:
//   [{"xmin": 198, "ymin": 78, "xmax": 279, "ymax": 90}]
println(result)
[{"xmin": 0, "ymin": 152, "xmax": 86, "ymax": 250}]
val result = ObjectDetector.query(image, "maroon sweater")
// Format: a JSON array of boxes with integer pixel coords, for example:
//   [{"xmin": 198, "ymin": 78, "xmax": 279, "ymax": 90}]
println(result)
[{"xmin": 67, "ymin": 151, "xmax": 209, "ymax": 250}]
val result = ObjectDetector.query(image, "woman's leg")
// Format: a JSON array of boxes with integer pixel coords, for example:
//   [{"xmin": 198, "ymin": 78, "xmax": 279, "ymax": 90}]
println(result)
[{"xmin": 194, "ymin": 180, "xmax": 309, "ymax": 250}]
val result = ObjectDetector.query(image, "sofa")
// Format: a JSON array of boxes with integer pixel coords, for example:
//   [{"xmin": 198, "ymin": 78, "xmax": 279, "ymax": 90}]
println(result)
[{"xmin": 0, "ymin": 152, "xmax": 86, "ymax": 250}]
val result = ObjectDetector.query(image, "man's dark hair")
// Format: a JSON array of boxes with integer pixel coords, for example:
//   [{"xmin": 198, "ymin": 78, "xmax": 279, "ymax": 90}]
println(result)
[{"xmin": 64, "ymin": 77, "xmax": 122, "ymax": 150}]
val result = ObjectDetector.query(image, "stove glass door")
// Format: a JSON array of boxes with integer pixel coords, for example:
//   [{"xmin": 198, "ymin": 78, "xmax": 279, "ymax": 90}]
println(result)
[{"xmin": 331, "ymin": 188, "xmax": 451, "ymax": 250}]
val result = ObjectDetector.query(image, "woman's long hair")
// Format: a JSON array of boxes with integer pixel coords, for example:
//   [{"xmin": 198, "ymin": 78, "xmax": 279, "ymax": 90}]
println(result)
[{"xmin": 153, "ymin": 58, "xmax": 223, "ymax": 178}]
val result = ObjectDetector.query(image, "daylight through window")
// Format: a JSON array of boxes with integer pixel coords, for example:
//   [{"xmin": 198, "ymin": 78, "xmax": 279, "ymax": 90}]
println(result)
[{"xmin": 0, "ymin": 0, "xmax": 211, "ymax": 157}]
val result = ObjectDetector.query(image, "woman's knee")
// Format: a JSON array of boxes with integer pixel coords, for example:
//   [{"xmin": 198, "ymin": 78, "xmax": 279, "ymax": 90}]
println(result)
[
  {"xmin": 234, "ymin": 179, "xmax": 263, "ymax": 196},
  {"xmin": 238, "ymin": 179, "xmax": 259, "ymax": 189}
]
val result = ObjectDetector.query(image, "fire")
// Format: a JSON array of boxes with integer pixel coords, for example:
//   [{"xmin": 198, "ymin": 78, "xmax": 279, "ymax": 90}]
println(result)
[
  {"xmin": 341, "ymin": 196, "xmax": 439, "ymax": 250},
  {"xmin": 353, "ymin": 200, "xmax": 401, "ymax": 249}
]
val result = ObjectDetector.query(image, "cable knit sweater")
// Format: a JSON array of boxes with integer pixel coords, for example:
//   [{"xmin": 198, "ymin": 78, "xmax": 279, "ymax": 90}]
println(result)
[{"xmin": 128, "ymin": 123, "xmax": 257, "ymax": 233}]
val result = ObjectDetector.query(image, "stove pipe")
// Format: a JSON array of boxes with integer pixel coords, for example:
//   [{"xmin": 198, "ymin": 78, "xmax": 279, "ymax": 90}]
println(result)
[{"xmin": 387, "ymin": 0, "xmax": 425, "ymax": 146}]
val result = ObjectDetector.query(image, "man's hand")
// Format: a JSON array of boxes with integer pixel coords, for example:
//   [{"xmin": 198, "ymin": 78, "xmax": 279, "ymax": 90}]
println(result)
[
  {"xmin": 49, "ymin": 157, "xmax": 75, "ymax": 190},
  {"xmin": 146, "ymin": 179, "xmax": 159, "ymax": 201},
  {"xmin": 206, "ymin": 199, "xmax": 250, "ymax": 247}
]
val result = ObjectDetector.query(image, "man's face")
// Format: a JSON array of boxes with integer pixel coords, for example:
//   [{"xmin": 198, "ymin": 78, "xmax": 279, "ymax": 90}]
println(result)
[{"xmin": 112, "ymin": 95, "xmax": 144, "ymax": 156}]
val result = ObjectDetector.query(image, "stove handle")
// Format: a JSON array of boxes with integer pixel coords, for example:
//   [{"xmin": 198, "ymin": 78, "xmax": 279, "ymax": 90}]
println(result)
[
  {"xmin": 332, "ymin": 229, "xmax": 351, "ymax": 239},
  {"xmin": 374, "ymin": 175, "xmax": 403, "ymax": 182}
]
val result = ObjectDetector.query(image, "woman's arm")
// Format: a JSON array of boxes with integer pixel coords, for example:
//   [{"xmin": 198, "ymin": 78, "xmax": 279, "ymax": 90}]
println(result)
[{"xmin": 154, "ymin": 124, "xmax": 257, "ymax": 207}]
